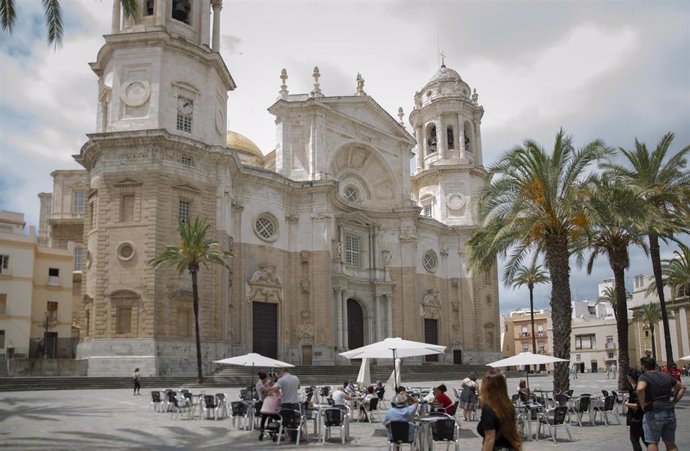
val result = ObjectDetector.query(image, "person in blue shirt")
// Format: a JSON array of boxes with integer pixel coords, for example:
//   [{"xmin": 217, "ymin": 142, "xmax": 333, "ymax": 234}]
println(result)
[{"xmin": 383, "ymin": 392, "xmax": 419, "ymax": 445}]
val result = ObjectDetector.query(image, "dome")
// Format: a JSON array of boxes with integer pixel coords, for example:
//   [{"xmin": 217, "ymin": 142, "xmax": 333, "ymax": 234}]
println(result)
[
  {"xmin": 415, "ymin": 65, "xmax": 472, "ymax": 109},
  {"xmin": 226, "ymin": 130, "xmax": 264, "ymax": 166}
]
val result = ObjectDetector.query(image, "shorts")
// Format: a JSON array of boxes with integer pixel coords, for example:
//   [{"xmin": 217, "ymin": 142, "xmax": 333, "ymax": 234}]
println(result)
[{"xmin": 642, "ymin": 410, "xmax": 677, "ymax": 444}]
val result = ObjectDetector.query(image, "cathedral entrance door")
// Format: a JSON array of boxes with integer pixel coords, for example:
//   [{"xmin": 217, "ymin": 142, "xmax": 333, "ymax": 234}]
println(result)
[
  {"xmin": 453, "ymin": 349, "xmax": 462, "ymax": 364},
  {"xmin": 253, "ymin": 302, "xmax": 278, "ymax": 358},
  {"xmin": 424, "ymin": 319, "xmax": 439, "ymax": 362},
  {"xmin": 346, "ymin": 299, "xmax": 364, "ymax": 350}
]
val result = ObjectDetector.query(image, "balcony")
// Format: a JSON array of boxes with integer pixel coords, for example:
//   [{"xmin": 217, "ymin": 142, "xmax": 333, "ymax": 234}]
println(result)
[
  {"xmin": 605, "ymin": 343, "xmax": 616, "ymax": 349},
  {"xmin": 48, "ymin": 211, "xmax": 84, "ymax": 225},
  {"xmin": 47, "ymin": 276, "xmax": 61, "ymax": 287}
]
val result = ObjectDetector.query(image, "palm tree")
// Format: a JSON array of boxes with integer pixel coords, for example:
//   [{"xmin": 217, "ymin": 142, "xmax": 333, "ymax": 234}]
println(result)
[
  {"xmin": 583, "ymin": 176, "xmax": 649, "ymax": 390},
  {"xmin": 605, "ymin": 132, "xmax": 690, "ymax": 367},
  {"xmin": 509, "ymin": 263, "xmax": 550, "ymax": 355},
  {"xmin": 0, "ymin": 0, "xmax": 137, "ymax": 48},
  {"xmin": 149, "ymin": 216, "xmax": 232, "ymax": 383},
  {"xmin": 659, "ymin": 243, "xmax": 690, "ymax": 299},
  {"xmin": 466, "ymin": 128, "xmax": 608, "ymax": 392},
  {"xmin": 633, "ymin": 303, "xmax": 673, "ymax": 362}
]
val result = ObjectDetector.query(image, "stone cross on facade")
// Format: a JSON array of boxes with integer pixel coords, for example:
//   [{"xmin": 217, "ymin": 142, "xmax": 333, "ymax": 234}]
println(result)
[
  {"xmin": 310, "ymin": 66, "xmax": 323, "ymax": 97},
  {"xmin": 279, "ymin": 68, "xmax": 289, "ymax": 99}
]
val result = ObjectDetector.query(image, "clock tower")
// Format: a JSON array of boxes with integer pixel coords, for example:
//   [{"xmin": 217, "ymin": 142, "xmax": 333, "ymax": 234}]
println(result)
[
  {"xmin": 91, "ymin": 0, "xmax": 235, "ymax": 146},
  {"xmin": 74, "ymin": 0, "xmax": 237, "ymax": 376}
]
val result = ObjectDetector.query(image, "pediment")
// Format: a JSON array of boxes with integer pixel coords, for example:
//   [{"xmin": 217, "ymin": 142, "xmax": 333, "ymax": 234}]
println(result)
[
  {"xmin": 114, "ymin": 178, "xmax": 142, "ymax": 187},
  {"xmin": 320, "ymin": 97, "xmax": 415, "ymax": 144},
  {"xmin": 338, "ymin": 211, "xmax": 375, "ymax": 226},
  {"xmin": 172, "ymin": 183, "xmax": 201, "ymax": 194}
]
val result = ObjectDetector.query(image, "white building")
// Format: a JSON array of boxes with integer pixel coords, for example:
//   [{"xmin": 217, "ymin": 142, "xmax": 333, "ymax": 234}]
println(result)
[{"xmin": 36, "ymin": 0, "xmax": 500, "ymax": 376}]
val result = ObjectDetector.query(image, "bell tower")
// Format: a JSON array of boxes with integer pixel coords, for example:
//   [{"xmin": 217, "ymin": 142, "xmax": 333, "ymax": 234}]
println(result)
[
  {"xmin": 92, "ymin": 0, "xmax": 235, "ymax": 147},
  {"xmin": 409, "ymin": 65, "xmax": 485, "ymax": 226}
]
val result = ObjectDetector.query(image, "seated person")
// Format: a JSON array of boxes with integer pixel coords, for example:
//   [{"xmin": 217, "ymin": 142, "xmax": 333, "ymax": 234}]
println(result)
[
  {"xmin": 331, "ymin": 382, "xmax": 352, "ymax": 411},
  {"xmin": 358, "ymin": 385, "xmax": 378, "ymax": 421},
  {"xmin": 383, "ymin": 393, "xmax": 419, "ymax": 444},
  {"xmin": 517, "ymin": 379, "xmax": 531, "ymax": 403},
  {"xmin": 431, "ymin": 384, "xmax": 453, "ymax": 414},
  {"xmin": 343, "ymin": 379, "xmax": 357, "ymax": 396}
]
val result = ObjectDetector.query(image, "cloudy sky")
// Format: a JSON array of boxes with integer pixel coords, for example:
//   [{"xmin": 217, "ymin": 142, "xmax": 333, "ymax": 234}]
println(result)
[{"xmin": 1, "ymin": 0, "xmax": 688, "ymax": 313}]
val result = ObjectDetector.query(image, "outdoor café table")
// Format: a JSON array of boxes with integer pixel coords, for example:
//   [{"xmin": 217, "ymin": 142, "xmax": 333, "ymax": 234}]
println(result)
[
  {"xmin": 242, "ymin": 400, "xmax": 256, "ymax": 430},
  {"xmin": 414, "ymin": 415, "xmax": 444, "ymax": 451},
  {"xmin": 521, "ymin": 403, "xmax": 544, "ymax": 441}
]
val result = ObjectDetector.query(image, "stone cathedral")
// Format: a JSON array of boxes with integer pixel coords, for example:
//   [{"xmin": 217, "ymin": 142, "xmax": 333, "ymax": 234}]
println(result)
[{"xmin": 38, "ymin": 0, "xmax": 500, "ymax": 376}]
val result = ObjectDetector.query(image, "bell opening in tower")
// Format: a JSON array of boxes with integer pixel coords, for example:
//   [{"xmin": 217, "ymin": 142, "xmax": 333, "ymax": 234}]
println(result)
[{"xmin": 172, "ymin": 0, "xmax": 191, "ymax": 24}]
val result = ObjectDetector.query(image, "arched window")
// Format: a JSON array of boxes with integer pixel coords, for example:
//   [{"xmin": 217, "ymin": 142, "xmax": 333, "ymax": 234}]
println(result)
[{"xmin": 426, "ymin": 123, "xmax": 437, "ymax": 153}]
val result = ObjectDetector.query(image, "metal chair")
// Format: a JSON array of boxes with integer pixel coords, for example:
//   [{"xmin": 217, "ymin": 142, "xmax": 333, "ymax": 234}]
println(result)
[
  {"xmin": 568, "ymin": 396, "xmax": 593, "ymax": 427},
  {"xmin": 150, "ymin": 391, "xmax": 163, "ymax": 412},
  {"xmin": 277, "ymin": 408, "xmax": 305, "ymax": 445},
  {"xmin": 386, "ymin": 421, "xmax": 416, "ymax": 451},
  {"xmin": 592, "ymin": 395, "xmax": 620, "ymax": 426},
  {"xmin": 231, "ymin": 401, "xmax": 250, "ymax": 429},
  {"xmin": 322, "ymin": 407, "xmax": 347, "ymax": 444},
  {"xmin": 170, "ymin": 393, "xmax": 191, "ymax": 420},
  {"xmin": 363, "ymin": 397, "xmax": 379, "ymax": 423},
  {"xmin": 429, "ymin": 416, "xmax": 461, "ymax": 451},
  {"xmin": 203, "ymin": 394, "xmax": 219, "ymax": 420},
  {"xmin": 537, "ymin": 406, "xmax": 573, "ymax": 443},
  {"xmin": 215, "ymin": 393, "xmax": 229, "ymax": 419}
]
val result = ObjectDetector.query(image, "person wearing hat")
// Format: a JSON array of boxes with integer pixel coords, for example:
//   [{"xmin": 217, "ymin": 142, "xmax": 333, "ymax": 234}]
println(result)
[
  {"xmin": 432, "ymin": 384, "xmax": 453, "ymax": 414},
  {"xmin": 383, "ymin": 393, "xmax": 419, "ymax": 445}
]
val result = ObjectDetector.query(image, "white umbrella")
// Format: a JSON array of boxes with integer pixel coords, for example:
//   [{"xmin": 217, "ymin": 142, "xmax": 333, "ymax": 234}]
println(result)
[
  {"xmin": 214, "ymin": 352, "xmax": 294, "ymax": 386},
  {"xmin": 679, "ymin": 355, "xmax": 690, "ymax": 361},
  {"xmin": 356, "ymin": 357, "xmax": 371, "ymax": 385},
  {"xmin": 488, "ymin": 352, "xmax": 568, "ymax": 389},
  {"xmin": 384, "ymin": 358, "xmax": 402, "ymax": 395},
  {"xmin": 340, "ymin": 337, "xmax": 446, "ymax": 389}
]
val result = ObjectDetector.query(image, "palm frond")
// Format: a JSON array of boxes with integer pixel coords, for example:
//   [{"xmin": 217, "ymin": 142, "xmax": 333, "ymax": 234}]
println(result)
[
  {"xmin": 42, "ymin": 0, "xmax": 63, "ymax": 48},
  {"xmin": 0, "ymin": 0, "xmax": 16, "ymax": 32}
]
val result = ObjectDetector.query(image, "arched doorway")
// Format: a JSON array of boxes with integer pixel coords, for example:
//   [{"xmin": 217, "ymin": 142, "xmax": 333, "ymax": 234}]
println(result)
[{"xmin": 347, "ymin": 298, "xmax": 364, "ymax": 350}]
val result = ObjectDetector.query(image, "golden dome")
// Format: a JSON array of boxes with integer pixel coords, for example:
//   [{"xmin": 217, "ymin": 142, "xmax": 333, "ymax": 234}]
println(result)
[{"xmin": 226, "ymin": 130, "xmax": 264, "ymax": 160}]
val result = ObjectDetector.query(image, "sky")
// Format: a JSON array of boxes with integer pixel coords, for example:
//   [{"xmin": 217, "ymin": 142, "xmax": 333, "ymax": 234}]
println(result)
[{"xmin": 0, "ymin": 0, "xmax": 688, "ymax": 314}]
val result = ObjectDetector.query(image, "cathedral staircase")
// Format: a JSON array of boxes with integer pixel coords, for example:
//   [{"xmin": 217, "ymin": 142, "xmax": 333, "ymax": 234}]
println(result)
[{"xmin": 0, "ymin": 364, "xmax": 490, "ymax": 392}]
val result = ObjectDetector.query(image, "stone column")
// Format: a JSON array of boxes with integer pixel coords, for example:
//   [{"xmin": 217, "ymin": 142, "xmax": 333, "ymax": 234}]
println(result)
[
  {"xmin": 679, "ymin": 307, "xmax": 689, "ymax": 357},
  {"xmin": 375, "ymin": 294, "xmax": 382, "ymax": 341},
  {"xmin": 437, "ymin": 116, "xmax": 446, "ymax": 159},
  {"xmin": 458, "ymin": 114, "xmax": 466, "ymax": 160},
  {"xmin": 111, "ymin": 0, "xmax": 121, "ymax": 33},
  {"xmin": 333, "ymin": 287, "xmax": 343, "ymax": 349},
  {"xmin": 475, "ymin": 120, "xmax": 483, "ymax": 166},
  {"xmin": 342, "ymin": 291, "xmax": 349, "ymax": 349},
  {"xmin": 385, "ymin": 294, "xmax": 392, "ymax": 338},
  {"xmin": 415, "ymin": 125, "xmax": 423, "ymax": 172},
  {"xmin": 155, "ymin": 0, "xmax": 167, "ymax": 26},
  {"xmin": 211, "ymin": 0, "xmax": 222, "ymax": 51}
]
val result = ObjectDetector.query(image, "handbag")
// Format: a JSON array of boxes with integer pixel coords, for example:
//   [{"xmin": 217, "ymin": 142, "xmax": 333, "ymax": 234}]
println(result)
[{"xmin": 260, "ymin": 395, "xmax": 282, "ymax": 415}]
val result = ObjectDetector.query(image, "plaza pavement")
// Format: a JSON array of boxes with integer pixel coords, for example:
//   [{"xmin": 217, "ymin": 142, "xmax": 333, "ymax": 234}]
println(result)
[{"xmin": 0, "ymin": 372, "xmax": 687, "ymax": 450}]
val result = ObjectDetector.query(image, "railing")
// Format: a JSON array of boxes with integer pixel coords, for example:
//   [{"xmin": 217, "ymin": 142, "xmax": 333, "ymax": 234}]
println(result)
[
  {"xmin": 48, "ymin": 212, "xmax": 84, "ymax": 221},
  {"xmin": 605, "ymin": 343, "xmax": 616, "ymax": 349}
]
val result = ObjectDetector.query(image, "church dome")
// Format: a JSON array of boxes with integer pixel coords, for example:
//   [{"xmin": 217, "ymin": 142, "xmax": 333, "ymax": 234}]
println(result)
[
  {"xmin": 415, "ymin": 65, "xmax": 472, "ymax": 109},
  {"xmin": 226, "ymin": 130, "xmax": 264, "ymax": 166}
]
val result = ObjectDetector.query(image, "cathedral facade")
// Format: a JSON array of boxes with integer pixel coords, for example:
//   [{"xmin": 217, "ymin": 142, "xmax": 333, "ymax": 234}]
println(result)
[{"xmin": 39, "ymin": 0, "xmax": 500, "ymax": 376}]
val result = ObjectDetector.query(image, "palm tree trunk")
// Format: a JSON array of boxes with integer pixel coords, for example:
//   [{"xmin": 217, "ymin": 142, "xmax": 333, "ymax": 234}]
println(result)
[
  {"xmin": 611, "ymin": 258, "xmax": 630, "ymax": 391},
  {"xmin": 649, "ymin": 233, "xmax": 674, "ymax": 366},
  {"xmin": 651, "ymin": 325, "xmax": 657, "ymax": 361},
  {"xmin": 191, "ymin": 269, "xmax": 203, "ymax": 384},
  {"xmin": 546, "ymin": 237, "xmax": 572, "ymax": 392},
  {"xmin": 529, "ymin": 284, "xmax": 537, "ymax": 374}
]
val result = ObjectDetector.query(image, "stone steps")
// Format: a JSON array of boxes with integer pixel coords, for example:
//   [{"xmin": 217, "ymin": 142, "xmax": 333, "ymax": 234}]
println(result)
[{"xmin": 0, "ymin": 363, "xmax": 490, "ymax": 392}]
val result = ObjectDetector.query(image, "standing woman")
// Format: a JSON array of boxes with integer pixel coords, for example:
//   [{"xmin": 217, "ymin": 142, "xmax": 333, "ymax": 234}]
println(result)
[
  {"xmin": 477, "ymin": 369, "xmax": 521, "ymax": 451},
  {"xmin": 625, "ymin": 369, "xmax": 646, "ymax": 451},
  {"xmin": 459, "ymin": 372, "xmax": 479, "ymax": 421},
  {"xmin": 133, "ymin": 368, "xmax": 141, "ymax": 395}
]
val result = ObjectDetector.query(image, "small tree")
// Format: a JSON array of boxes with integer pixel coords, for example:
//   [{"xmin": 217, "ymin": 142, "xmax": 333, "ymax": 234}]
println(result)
[{"xmin": 149, "ymin": 217, "xmax": 232, "ymax": 383}]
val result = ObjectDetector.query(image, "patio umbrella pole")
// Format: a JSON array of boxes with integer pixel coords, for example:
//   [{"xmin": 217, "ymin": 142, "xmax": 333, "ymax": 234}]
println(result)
[{"xmin": 393, "ymin": 349, "xmax": 399, "ymax": 391}]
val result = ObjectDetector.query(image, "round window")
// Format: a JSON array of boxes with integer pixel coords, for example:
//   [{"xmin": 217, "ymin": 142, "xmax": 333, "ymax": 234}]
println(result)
[
  {"xmin": 344, "ymin": 186, "xmax": 361, "ymax": 203},
  {"xmin": 254, "ymin": 213, "xmax": 278, "ymax": 242},
  {"xmin": 117, "ymin": 242, "xmax": 135, "ymax": 261},
  {"xmin": 423, "ymin": 251, "xmax": 438, "ymax": 273}
]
